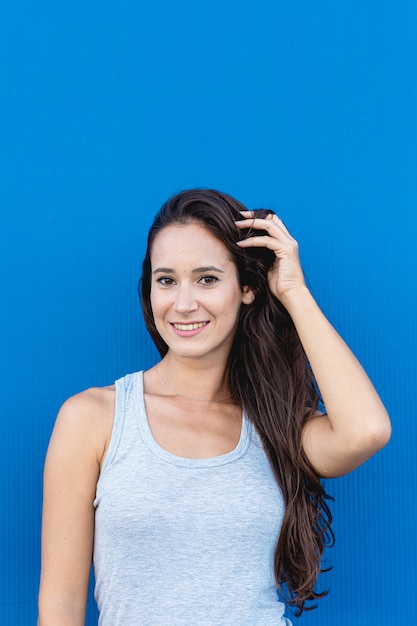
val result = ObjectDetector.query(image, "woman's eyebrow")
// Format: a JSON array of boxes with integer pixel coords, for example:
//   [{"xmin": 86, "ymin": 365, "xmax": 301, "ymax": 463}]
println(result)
[
  {"xmin": 192, "ymin": 266, "xmax": 225, "ymax": 274},
  {"xmin": 152, "ymin": 266, "xmax": 225, "ymax": 275}
]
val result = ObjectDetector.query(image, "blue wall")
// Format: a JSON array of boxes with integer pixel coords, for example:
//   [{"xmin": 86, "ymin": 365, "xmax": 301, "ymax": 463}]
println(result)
[{"xmin": 1, "ymin": 1, "xmax": 416, "ymax": 624}]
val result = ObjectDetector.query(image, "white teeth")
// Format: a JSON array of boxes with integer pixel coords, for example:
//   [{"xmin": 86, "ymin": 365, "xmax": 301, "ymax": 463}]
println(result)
[{"xmin": 174, "ymin": 322, "xmax": 206, "ymax": 331}]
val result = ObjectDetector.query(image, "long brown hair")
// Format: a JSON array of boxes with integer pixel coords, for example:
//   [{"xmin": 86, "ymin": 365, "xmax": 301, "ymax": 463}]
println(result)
[{"xmin": 139, "ymin": 188, "xmax": 334, "ymax": 615}]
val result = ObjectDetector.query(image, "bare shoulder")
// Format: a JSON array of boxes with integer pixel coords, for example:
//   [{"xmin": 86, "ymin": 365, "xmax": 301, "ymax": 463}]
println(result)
[
  {"xmin": 49, "ymin": 385, "xmax": 115, "ymax": 470},
  {"xmin": 58, "ymin": 385, "xmax": 115, "ymax": 421}
]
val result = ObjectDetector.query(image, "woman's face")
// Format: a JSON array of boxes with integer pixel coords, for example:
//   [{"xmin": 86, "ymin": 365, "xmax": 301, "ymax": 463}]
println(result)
[{"xmin": 150, "ymin": 222, "xmax": 254, "ymax": 364}]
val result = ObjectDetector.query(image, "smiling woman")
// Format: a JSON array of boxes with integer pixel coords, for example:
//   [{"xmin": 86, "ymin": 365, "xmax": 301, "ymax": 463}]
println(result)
[{"xmin": 38, "ymin": 188, "xmax": 391, "ymax": 626}]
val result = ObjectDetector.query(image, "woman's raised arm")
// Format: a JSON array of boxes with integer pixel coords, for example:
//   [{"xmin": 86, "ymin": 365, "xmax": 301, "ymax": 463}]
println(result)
[{"xmin": 236, "ymin": 213, "xmax": 391, "ymax": 477}]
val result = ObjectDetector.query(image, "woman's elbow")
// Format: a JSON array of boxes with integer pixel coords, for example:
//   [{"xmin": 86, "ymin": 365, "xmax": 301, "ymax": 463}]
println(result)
[{"xmin": 360, "ymin": 408, "xmax": 392, "ymax": 455}]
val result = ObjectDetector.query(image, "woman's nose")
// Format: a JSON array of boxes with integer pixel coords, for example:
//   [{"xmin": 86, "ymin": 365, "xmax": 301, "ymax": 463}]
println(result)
[{"xmin": 173, "ymin": 284, "xmax": 198, "ymax": 313}]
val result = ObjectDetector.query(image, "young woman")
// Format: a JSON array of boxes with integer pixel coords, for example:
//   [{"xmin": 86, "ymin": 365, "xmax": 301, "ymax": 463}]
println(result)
[{"xmin": 38, "ymin": 188, "xmax": 391, "ymax": 625}]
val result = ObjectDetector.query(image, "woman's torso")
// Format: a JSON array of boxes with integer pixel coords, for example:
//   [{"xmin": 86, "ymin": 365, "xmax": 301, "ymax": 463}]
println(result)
[{"xmin": 93, "ymin": 371, "xmax": 292, "ymax": 625}]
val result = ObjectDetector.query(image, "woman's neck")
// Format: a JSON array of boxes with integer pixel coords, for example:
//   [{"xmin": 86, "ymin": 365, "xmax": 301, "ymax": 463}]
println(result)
[{"xmin": 154, "ymin": 355, "xmax": 232, "ymax": 403}]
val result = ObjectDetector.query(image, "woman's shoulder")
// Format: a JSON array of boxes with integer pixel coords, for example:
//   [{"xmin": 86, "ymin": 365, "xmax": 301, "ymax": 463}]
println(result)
[
  {"xmin": 52, "ymin": 385, "xmax": 116, "ymax": 469},
  {"xmin": 59, "ymin": 384, "xmax": 115, "ymax": 420}
]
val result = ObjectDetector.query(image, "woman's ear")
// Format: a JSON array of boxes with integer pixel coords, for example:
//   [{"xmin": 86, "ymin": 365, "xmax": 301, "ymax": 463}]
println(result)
[{"xmin": 241, "ymin": 285, "xmax": 255, "ymax": 305}]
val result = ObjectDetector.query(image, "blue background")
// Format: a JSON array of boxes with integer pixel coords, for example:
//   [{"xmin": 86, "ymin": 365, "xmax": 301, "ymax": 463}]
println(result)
[{"xmin": 1, "ymin": 1, "xmax": 416, "ymax": 624}]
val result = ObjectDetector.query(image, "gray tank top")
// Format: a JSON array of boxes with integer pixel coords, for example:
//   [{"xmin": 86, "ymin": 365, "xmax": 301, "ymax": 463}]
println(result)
[{"xmin": 93, "ymin": 372, "xmax": 292, "ymax": 625}]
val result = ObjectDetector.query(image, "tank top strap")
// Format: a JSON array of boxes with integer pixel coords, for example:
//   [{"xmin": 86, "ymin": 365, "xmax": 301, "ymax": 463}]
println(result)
[{"xmin": 100, "ymin": 371, "xmax": 143, "ymax": 471}]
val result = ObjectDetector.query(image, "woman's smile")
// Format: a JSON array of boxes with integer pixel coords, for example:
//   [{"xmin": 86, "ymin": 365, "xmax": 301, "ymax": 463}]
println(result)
[{"xmin": 171, "ymin": 321, "xmax": 209, "ymax": 336}]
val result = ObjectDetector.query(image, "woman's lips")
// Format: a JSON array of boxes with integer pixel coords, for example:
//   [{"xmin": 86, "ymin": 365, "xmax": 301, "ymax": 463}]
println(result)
[{"xmin": 170, "ymin": 321, "xmax": 209, "ymax": 336}]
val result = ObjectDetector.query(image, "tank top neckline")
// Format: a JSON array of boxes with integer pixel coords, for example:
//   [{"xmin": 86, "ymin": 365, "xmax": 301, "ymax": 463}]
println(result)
[{"xmin": 134, "ymin": 371, "xmax": 252, "ymax": 468}]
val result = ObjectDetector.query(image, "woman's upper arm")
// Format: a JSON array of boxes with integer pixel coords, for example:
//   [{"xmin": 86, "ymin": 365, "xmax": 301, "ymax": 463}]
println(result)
[{"xmin": 38, "ymin": 388, "xmax": 113, "ymax": 625}]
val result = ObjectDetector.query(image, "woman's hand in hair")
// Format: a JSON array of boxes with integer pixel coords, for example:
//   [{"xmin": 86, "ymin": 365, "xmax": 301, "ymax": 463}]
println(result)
[{"xmin": 235, "ymin": 211, "xmax": 306, "ymax": 307}]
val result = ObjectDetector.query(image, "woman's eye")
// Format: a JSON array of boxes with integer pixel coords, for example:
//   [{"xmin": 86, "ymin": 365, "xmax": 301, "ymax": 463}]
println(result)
[
  {"xmin": 157, "ymin": 276, "xmax": 175, "ymax": 286},
  {"xmin": 199, "ymin": 275, "xmax": 218, "ymax": 285}
]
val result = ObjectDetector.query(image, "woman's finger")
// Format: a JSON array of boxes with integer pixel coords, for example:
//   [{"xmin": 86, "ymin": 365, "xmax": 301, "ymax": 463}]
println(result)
[
  {"xmin": 236, "ymin": 235, "xmax": 296, "ymax": 255},
  {"xmin": 235, "ymin": 215, "xmax": 293, "ymax": 241}
]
